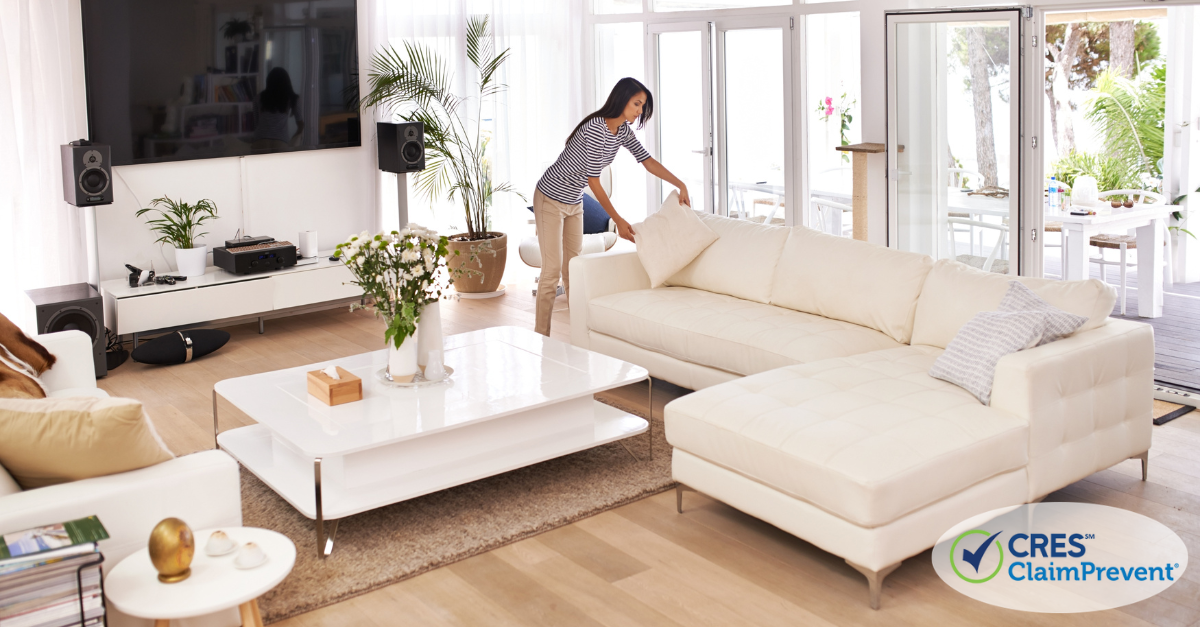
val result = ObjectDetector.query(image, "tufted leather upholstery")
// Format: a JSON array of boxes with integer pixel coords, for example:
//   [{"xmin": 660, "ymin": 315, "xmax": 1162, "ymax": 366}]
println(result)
[
  {"xmin": 665, "ymin": 346, "xmax": 1029, "ymax": 527},
  {"xmin": 665, "ymin": 212, "xmax": 790, "ymax": 304},
  {"xmin": 589, "ymin": 287, "xmax": 903, "ymax": 378}
]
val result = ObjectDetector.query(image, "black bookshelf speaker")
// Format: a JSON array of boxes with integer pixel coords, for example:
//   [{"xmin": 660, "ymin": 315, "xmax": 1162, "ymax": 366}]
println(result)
[
  {"xmin": 26, "ymin": 283, "xmax": 106, "ymax": 378},
  {"xmin": 377, "ymin": 122, "xmax": 425, "ymax": 173},
  {"xmin": 61, "ymin": 140, "xmax": 113, "ymax": 207}
]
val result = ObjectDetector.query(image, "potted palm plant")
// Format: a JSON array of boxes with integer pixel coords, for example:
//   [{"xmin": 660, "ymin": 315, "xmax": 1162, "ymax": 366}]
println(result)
[
  {"xmin": 360, "ymin": 15, "xmax": 522, "ymax": 295},
  {"xmin": 135, "ymin": 197, "xmax": 219, "ymax": 277}
]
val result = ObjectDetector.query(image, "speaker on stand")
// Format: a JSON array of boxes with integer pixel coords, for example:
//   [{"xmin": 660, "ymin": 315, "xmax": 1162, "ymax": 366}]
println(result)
[
  {"xmin": 377, "ymin": 122, "xmax": 426, "ymax": 228},
  {"xmin": 26, "ymin": 284, "xmax": 107, "ymax": 378}
]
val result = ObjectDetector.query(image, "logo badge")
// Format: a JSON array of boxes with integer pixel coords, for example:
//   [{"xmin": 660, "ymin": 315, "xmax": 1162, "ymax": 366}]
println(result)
[{"xmin": 951, "ymin": 530, "xmax": 1004, "ymax": 583}]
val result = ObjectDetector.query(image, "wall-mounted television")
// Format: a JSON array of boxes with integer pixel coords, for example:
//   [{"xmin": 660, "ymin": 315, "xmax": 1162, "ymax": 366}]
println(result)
[{"xmin": 82, "ymin": 0, "xmax": 361, "ymax": 167}]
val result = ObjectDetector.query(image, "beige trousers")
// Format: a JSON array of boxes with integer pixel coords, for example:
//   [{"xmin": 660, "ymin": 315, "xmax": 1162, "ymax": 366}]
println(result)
[{"xmin": 533, "ymin": 189, "xmax": 583, "ymax": 336}]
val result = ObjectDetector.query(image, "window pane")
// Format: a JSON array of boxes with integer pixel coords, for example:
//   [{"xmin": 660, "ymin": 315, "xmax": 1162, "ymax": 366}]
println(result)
[
  {"xmin": 653, "ymin": 0, "xmax": 789, "ymax": 12},
  {"xmin": 657, "ymin": 30, "xmax": 708, "ymax": 207},
  {"xmin": 594, "ymin": 0, "xmax": 642, "ymax": 14},
  {"xmin": 724, "ymin": 28, "xmax": 784, "ymax": 223},
  {"xmin": 595, "ymin": 23, "xmax": 650, "ymax": 221},
  {"xmin": 806, "ymin": 12, "xmax": 860, "ymax": 236}
]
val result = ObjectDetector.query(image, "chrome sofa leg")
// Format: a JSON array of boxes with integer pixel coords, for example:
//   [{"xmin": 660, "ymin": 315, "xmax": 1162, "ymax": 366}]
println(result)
[
  {"xmin": 846, "ymin": 560, "xmax": 901, "ymax": 610},
  {"xmin": 1134, "ymin": 451, "xmax": 1149, "ymax": 481}
]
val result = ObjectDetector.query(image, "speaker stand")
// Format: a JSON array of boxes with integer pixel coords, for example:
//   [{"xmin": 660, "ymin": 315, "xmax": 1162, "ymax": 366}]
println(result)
[
  {"xmin": 396, "ymin": 172, "xmax": 409, "ymax": 229},
  {"xmin": 84, "ymin": 205, "xmax": 101, "ymax": 291}
]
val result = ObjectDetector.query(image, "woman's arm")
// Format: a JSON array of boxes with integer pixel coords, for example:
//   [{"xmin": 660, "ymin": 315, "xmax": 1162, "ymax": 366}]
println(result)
[
  {"xmin": 587, "ymin": 177, "xmax": 636, "ymax": 242},
  {"xmin": 641, "ymin": 157, "xmax": 691, "ymax": 207}
]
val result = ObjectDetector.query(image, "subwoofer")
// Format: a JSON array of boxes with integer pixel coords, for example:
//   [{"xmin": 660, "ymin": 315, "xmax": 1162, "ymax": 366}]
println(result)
[
  {"xmin": 377, "ymin": 122, "xmax": 425, "ymax": 173},
  {"xmin": 26, "ymin": 283, "xmax": 106, "ymax": 378},
  {"xmin": 61, "ymin": 140, "xmax": 113, "ymax": 206}
]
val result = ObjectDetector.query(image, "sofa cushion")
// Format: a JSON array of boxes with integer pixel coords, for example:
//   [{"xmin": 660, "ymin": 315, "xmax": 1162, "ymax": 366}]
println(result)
[
  {"xmin": 0, "ymin": 396, "xmax": 174, "ymax": 489},
  {"xmin": 634, "ymin": 191, "xmax": 719, "ymax": 287},
  {"xmin": 666, "ymin": 212, "xmax": 790, "ymax": 304},
  {"xmin": 664, "ymin": 346, "xmax": 1029, "ymax": 528},
  {"xmin": 769, "ymin": 227, "xmax": 934, "ymax": 344},
  {"xmin": 0, "ymin": 313, "xmax": 55, "ymax": 399},
  {"xmin": 588, "ymin": 287, "xmax": 904, "ymax": 377},
  {"xmin": 912, "ymin": 259, "xmax": 1116, "ymax": 349}
]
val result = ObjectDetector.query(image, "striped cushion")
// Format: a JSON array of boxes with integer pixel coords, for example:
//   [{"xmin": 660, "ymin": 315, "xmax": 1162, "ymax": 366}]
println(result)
[{"xmin": 929, "ymin": 310, "xmax": 1048, "ymax": 405}]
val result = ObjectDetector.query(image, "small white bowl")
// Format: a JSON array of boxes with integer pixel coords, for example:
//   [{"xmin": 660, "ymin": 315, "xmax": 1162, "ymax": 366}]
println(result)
[
  {"xmin": 233, "ymin": 542, "xmax": 268, "ymax": 569},
  {"xmin": 205, "ymin": 530, "xmax": 237, "ymax": 557}
]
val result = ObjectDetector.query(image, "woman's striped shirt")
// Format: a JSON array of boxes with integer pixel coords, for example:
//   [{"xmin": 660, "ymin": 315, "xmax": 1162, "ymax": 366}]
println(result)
[{"xmin": 537, "ymin": 117, "xmax": 651, "ymax": 205}]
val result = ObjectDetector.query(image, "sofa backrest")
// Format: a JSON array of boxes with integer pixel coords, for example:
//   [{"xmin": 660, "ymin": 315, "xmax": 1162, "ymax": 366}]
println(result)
[
  {"xmin": 769, "ymin": 227, "xmax": 934, "ymax": 344},
  {"xmin": 912, "ymin": 259, "xmax": 1117, "ymax": 349},
  {"xmin": 666, "ymin": 212, "xmax": 790, "ymax": 304}
]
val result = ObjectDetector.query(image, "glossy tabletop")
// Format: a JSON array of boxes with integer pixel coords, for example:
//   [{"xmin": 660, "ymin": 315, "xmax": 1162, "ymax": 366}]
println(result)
[
  {"xmin": 101, "ymin": 250, "xmax": 344, "ymax": 299},
  {"xmin": 213, "ymin": 326, "xmax": 649, "ymax": 458},
  {"xmin": 105, "ymin": 528, "xmax": 295, "ymax": 620}
]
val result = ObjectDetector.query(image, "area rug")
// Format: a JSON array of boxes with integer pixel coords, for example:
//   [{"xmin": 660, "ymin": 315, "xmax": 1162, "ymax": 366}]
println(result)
[
  {"xmin": 245, "ymin": 391, "xmax": 672, "ymax": 623},
  {"xmin": 1153, "ymin": 399, "xmax": 1196, "ymax": 426}
]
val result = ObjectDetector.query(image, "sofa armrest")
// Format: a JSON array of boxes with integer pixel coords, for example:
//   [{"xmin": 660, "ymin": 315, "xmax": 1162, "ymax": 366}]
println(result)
[
  {"xmin": 568, "ymin": 251, "xmax": 650, "ymax": 350},
  {"xmin": 0, "ymin": 451, "xmax": 242, "ymax": 567},
  {"xmin": 34, "ymin": 330, "xmax": 98, "ymax": 393},
  {"xmin": 991, "ymin": 319, "xmax": 1153, "ymax": 499}
]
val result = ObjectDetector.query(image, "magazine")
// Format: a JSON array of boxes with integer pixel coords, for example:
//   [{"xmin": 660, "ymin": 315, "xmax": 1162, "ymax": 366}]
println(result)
[{"xmin": 0, "ymin": 517, "xmax": 108, "ymax": 562}]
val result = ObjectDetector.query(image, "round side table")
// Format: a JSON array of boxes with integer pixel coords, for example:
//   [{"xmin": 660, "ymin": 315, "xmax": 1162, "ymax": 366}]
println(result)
[{"xmin": 105, "ymin": 527, "xmax": 295, "ymax": 627}]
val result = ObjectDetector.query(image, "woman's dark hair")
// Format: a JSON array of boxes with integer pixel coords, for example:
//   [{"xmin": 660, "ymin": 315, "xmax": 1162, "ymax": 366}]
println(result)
[
  {"xmin": 566, "ymin": 77, "xmax": 653, "ymax": 145},
  {"xmin": 261, "ymin": 67, "xmax": 298, "ymax": 114}
]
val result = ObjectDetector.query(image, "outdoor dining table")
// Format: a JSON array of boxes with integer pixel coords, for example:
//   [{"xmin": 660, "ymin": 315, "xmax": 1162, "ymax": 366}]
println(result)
[{"xmin": 1059, "ymin": 204, "xmax": 1172, "ymax": 318}]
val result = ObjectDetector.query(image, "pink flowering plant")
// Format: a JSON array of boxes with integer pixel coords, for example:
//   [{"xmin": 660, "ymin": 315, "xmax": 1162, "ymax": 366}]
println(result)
[
  {"xmin": 335, "ymin": 224, "xmax": 462, "ymax": 349},
  {"xmin": 816, "ymin": 92, "xmax": 857, "ymax": 162}
]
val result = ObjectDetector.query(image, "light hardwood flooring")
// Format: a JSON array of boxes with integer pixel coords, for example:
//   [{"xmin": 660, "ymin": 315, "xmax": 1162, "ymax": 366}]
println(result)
[{"xmin": 100, "ymin": 285, "xmax": 1200, "ymax": 626}]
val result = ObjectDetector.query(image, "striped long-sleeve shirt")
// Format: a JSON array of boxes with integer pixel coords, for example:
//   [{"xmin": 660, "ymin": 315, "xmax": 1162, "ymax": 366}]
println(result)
[{"xmin": 537, "ymin": 117, "xmax": 651, "ymax": 205}]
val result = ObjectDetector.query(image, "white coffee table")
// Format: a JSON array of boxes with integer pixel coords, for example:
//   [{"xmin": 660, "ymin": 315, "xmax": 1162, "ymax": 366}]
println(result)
[
  {"xmin": 213, "ymin": 326, "xmax": 651, "ymax": 557},
  {"xmin": 105, "ymin": 527, "xmax": 295, "ymax": 627}
]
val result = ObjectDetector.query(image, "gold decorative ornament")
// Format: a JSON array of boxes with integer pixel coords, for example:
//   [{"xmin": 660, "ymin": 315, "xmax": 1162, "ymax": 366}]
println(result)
[{"xmin": 148, "ymin": 518, "xmax": 195, "ymax": 583}]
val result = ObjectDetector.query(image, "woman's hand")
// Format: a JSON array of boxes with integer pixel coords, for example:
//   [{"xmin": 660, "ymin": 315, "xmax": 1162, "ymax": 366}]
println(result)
[
  {"xmin": 678, "ymin": 185, "xmax": 691, "ymax": 207},
  {"xmin": 616, "ymin": 217, "xmax": 637, "ymax": 243}
]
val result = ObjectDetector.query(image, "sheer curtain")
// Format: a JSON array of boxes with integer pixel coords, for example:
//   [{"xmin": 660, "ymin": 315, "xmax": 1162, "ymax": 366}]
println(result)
[
  {"xmin": 365, "ymin": 0, "xmax": 585, "ymax": 282},
  {"xmin": 0, "ymin": 0, "xmax": 89, "ymax": 330}
]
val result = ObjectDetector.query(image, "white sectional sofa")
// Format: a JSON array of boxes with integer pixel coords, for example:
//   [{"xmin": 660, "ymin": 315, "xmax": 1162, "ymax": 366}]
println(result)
[
  {"xmin": 569, "ymin": 214, "xmax": 1153, "ymax": 608},
  {"xmin": 0, "ymin": 331, "xmax": 243, "ymax": 627}
]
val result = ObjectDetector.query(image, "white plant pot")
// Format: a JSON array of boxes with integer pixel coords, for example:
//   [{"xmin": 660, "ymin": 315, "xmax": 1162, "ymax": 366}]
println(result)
[
  {"xmin": 175, "ymin": 245, "xmax": 208, "ymax": 277},
  {"xmin": 387, "ymin": 330, "xmax": 420, "ymax": 381},
  {"xmin": 417, "ymin": 301, "xmax": 443, "ymax": 368}
]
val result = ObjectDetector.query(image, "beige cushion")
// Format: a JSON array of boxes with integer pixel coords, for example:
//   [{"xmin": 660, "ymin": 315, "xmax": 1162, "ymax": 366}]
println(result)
[
  {"xmin": 769, "ymin": 227, "xmax": 934, "ymax": 344},
  {"xmin": 0, "ymin": 397, "xmax": 174, "ymax": 490},
  {"xmin": 912, "ymin": 259, "xmax": 1117, "ymax": 349},
  {"xmin": 633, "ymin": 191, "xmax": 718, "ymax": 287},
  {"xmin": 664, "ymin": 346, "xmax": 1029, "ymax": 528},
  {"xmin": 666, "ymin": 212, "xmax": 790, "ymax": 304},
  {"xmin": 588, "ymin": 287, "xmax": 903, "ymax": 377}
]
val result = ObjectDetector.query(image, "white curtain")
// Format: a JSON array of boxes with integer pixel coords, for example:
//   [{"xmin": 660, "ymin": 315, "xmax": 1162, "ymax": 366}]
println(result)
[
  {"xmin": 0, "ymin": 0, "xmax": 89, "ymax": 330},
  {"xmin": 365, "ymin": 0, "xmax": 585, "ymax": 281}
]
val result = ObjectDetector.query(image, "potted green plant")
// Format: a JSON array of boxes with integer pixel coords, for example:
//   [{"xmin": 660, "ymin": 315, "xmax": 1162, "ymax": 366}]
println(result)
[
  {"xmin": 135, "ymin": 197, "xmax": 219, "ymax": 278},
  {"xmin": 359, "ymin": 15, "xmax": 522, "ymax": 295}
]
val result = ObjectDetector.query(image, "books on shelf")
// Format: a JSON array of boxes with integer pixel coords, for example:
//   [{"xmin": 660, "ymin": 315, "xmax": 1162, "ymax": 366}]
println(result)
[{"xmin": 0, "ymin": 518, "xmax": 108, "ymax": 627}]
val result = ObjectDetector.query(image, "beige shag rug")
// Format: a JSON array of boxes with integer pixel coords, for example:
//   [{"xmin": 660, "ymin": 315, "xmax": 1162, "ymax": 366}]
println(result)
[{"xmin": 246, "ymin": 392, "xmax": 671, "ymax": 623}]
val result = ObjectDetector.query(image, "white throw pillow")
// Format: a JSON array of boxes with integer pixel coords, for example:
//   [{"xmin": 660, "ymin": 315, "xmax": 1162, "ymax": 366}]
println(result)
[
  {"xmin": 929, "ymin": 311, "xmax": 1049, "ymax": 405},
  {"xmin": 633, "ymin": 191, "xmax": 719, "ymax": 287},
  {"xmin": 996, "ymin": 281, "xmax": 1088, "ymax": 346}
]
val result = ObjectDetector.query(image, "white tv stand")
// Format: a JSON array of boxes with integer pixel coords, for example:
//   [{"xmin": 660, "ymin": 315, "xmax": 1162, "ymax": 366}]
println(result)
[{"xmin": 101, "ymin": 254, "xmax": 362, "ymax": 346}]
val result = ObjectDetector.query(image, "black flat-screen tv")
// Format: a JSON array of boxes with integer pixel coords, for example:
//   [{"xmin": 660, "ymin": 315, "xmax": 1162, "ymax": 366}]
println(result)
[{"xmin": 82, "ymin": 0, "xmax": 360, "ymax": 166}]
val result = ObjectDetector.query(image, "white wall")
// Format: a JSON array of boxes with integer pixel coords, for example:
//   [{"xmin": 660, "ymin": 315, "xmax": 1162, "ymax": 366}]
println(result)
[{"xmin": 69, "ymin": 0, "xmax": 377, "ymax": 283}]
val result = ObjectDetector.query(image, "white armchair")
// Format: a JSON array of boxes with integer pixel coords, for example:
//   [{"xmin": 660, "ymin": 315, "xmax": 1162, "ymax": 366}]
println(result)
[{"xmin": 0, "ymin": 331, "xmax": 243, "ymax": 627}]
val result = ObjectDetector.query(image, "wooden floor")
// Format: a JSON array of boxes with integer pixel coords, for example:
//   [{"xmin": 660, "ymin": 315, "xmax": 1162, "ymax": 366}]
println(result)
[{"xmin": 99, "ymin": 282, "xmax": 1200, "ymax": 627}]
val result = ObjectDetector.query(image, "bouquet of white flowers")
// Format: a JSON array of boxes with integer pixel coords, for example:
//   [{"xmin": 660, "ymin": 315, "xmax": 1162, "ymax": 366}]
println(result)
[{"xmin": 335, "ymin": 224, "xmax": 457, "ymax": 349}]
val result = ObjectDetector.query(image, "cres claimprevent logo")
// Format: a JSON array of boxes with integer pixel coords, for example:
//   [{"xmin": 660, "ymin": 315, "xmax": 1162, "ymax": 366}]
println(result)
[{"xmin": 951, "ymin": 529, "xmax": 1004, "ymax": 584}]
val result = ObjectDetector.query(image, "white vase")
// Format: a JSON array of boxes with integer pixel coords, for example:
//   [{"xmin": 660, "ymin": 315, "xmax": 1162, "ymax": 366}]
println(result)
[
  {"xmin": 417, "ymin": 300, "xmax": 443, "ymax": 368},
  {"xmin": 387, "ymin": 330, "xmax": 420, "ymax": 381},
  {"xmin": 175, "ymin": 245, "xmax": 208, "ymax": 277}
]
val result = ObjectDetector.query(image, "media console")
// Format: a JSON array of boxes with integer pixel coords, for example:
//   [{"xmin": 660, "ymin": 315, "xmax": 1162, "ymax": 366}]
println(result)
[{"xmin": 101, "ymin": 254, "xmax": 362, "ymax": 346}]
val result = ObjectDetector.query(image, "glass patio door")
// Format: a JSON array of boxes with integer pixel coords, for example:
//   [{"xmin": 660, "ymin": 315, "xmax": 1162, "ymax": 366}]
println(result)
[
  {"xmin": 887, "ymin": 10, "xmax": 1023, "ymax": 274},
  {"xmin": 647, "ymin": 22, "xmax": 715, "ymax": 214}
]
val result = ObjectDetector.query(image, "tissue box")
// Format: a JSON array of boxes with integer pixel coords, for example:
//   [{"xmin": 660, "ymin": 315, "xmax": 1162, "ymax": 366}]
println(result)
[{"xmin": 306, "ymin": 367, "xmax": 362, "ymax": 406}]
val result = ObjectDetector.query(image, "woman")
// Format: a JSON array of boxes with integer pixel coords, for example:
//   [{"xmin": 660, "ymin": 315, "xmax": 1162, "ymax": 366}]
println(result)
[
  {"xmin": 251, "ymin": 67, "xmax": 305, "ymax": 150},
  {"xmin": 533, "ymin": 77, "xmax": 691, "ymax": 336}
]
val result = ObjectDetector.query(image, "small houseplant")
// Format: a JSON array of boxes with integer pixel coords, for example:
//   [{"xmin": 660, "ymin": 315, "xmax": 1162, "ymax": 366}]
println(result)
[
  {"xmin": 335, "ymin": 225, "xmax": 457, "ymax": 381},
  {"xmin": 359, "ymin": 15, "xmax": 522, "ymax": 295},
  {"xmin": 135, "ymin": 197, "xmax": 219, "ymax": 278}
]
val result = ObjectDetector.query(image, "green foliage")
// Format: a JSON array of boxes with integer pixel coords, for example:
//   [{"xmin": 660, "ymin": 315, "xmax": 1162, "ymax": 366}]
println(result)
[
  {"xmin": 134, "ymin": 197, "xmax": 219, "ymax": 250},
  {"xmin": 1085, "ymin": 65, "xmax": 1164, "ymax": 179},
  {"xmin": 1044, "ymin": 21, "xmax": 1161, "ymax": 91},
  {"xmin": 1050, "ymin": 151, "xmax": 1134, "ymax": 191},
  {"xmin": 359, "ymin": 15, "xmax": 523, "ymax": 241},
  {"xmin": 949, "ymin": 26, "xmax": 1011, "ymax": 102},
  {"xmin": 221, "ymin": 19, "xmax": 253, "ymax": 41}
]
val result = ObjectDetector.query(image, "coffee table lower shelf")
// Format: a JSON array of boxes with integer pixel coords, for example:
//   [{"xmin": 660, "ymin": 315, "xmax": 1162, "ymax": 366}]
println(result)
[{"xmin": 217, "ymin": 400, "xmax": 648, "ymax": 557}]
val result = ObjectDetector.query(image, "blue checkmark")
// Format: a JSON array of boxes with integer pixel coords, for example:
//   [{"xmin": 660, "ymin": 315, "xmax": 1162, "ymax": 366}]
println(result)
[{"xmin": 961, "ymin": 531, "xmax": 1003, "ymax": 574}]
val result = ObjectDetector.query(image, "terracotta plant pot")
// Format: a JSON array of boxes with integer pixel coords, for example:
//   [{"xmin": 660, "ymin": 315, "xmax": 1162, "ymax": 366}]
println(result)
[{"xmin": 446, "ymin": 232, "xmax": 506, "ymax": 294}]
